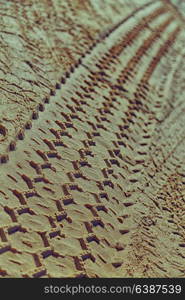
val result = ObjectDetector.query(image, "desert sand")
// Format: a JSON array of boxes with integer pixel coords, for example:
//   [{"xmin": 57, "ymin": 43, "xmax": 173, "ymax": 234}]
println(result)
[{"xmin": 0, "ymin": 0, "xmax": 185, "ymax": 277}]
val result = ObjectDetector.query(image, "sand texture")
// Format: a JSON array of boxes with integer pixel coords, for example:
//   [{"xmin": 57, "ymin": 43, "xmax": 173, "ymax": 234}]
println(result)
[{"xmin": 0, "ymin": 0, "xmax": 185, "ymax": 277}]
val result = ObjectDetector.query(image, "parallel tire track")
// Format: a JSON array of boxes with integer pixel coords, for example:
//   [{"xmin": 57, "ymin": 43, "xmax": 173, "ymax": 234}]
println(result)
[{"xmin": 0, "ymin": 0, "xmax": 185, "ymax": 277}]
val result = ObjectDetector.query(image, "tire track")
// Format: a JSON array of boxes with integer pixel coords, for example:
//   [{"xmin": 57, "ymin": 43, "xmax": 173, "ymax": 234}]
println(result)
[{"xmin": 0, "ymin": 0, "xmax": 185, "ymax": 278}]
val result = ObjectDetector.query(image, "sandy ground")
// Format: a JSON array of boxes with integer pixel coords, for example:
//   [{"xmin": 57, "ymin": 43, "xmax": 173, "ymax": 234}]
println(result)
[{"xmin": 0, "ymin": 0, "xmax": 185, "ymax": 277}]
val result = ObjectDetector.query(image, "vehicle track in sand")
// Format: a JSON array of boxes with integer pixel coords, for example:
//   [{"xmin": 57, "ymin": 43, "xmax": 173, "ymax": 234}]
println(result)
[{"xmin": 0, "ymin": 0, "xmax": 185, "ymax": 277}]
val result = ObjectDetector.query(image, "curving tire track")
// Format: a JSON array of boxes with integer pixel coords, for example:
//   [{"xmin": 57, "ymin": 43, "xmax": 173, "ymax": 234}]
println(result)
[{"xmin": 0, "ymin": 0, "xmax": 185, "ymax": 277}]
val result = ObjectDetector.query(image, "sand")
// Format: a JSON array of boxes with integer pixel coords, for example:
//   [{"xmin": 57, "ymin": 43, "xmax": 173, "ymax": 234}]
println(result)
[{"xmin": 0, "ymin": 0, "xmax": 185, "ymax": 277}]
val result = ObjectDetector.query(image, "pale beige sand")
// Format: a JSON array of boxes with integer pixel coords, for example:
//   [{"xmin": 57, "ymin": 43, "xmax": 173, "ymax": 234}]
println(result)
[{"xmin": 0, "ymin": 0, "xmax": 185, "ymax": 277}]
